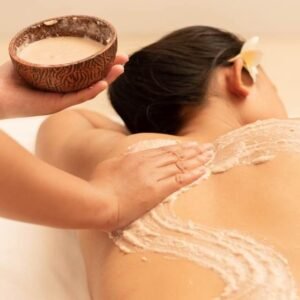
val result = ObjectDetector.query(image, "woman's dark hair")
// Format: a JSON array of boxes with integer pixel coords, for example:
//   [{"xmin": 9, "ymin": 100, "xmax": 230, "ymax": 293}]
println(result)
[{"xmin": 108, "ymin": 26, "xmax": 243, "ymax": 134}]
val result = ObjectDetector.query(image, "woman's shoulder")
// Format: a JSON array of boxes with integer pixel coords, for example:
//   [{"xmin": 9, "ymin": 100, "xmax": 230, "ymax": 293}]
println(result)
[
  {"xmin": 110, "ymin": 132, "xmax": 181, "ymax": 156},
  {"xmin": 126, "ymin": 132, "xmax": 179, "ymax": 145}
]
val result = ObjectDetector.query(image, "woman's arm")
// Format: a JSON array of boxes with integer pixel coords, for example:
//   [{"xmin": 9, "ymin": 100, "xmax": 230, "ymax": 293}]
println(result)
[
  {"xmin": 0, "ymin": 130, "xmax": 112, "ymax": 229},
  {"xmin": 0, "ymin": 126, "xmax": 209, "ymax": 230},
  {"xmin": 36, "ymin": 109, "xmax": 128, "ymax": 178},
  {"xmin": 37, "ymin": 110, "xmax": 213, "ymax": 229},
  {"xmin": 0, "ymin": 55, "xmax": 206, "ymax": 230}
]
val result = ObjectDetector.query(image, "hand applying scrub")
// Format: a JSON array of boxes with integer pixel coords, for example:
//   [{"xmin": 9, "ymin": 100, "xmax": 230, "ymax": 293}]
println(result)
[{"xmin": 0, "ymin": 54, "xmax": 212, "ymax": 230}]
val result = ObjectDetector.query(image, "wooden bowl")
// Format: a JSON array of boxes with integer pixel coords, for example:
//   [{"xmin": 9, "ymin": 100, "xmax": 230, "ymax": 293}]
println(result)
[{"xmin": 9, "ymin": 15, "xmax": 117, "ymax": 93}]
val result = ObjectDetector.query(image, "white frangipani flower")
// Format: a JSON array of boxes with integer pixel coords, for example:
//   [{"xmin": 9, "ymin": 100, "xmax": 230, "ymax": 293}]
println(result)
[{"xmin": 228, "ymin": 36, "xmax": 263, "ymax": 82}]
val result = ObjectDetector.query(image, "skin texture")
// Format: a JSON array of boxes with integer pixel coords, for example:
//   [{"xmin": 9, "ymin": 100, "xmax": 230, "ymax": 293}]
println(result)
[
  {"xmin": 37, "ymin": 59, "xmax": 299, "ymax": 299},
  {"xmin": 0, "ymin": 53, "xmax": 209, "ymax": 229},
  {"xmin": 36, "ymin": 110, "xmax": 213, "ymax": 230},
  {"xmin": 0, "ymin": 129, "xmax": 111, "ymax": 228}
]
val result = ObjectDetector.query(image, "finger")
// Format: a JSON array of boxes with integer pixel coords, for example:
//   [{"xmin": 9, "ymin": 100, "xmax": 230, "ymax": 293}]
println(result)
[
  {"xmin": 53, "ymin": 81, "xmax": 104, "ymax": 108},
  {"xmin": 53, "ymin": 62, "xmax": 126, "ymax": 109},
  {"xmin": 103, "ymin": 64, "xmax": 124, "ymax": 85},
  {"xmin": 153, "ymin": 147, "xmax": 200, "ymax": 166},
  {"xmin": 150, "ymin": 142, "xmax": 214, "ymax": 159},
  {"xmin": 145, "ymin": 144, "xmax": 186, "ymax": 161},
  {"xmin": 156, "ymin": 157, "xmax": 208, "ymax": 181},
  {"xmin": 153, "ymin": 145, "xmax": 214, "ymax": 167},
  {"xmin": 197, "ymin": 151, "xmax": 215, "ymax": 164},
  {"xmin": 123, "ymin": 142, "xmax": 191, "ymax": 161},
  {"xmin": 152, "ymin": 149, "xmax": 214, "ymax": 167},
  {"xmin": 123, "ymin": 142, "xmax": 214, "ymax": 164},
  {"xmin": 156, "ymin": 167, "xmax": 207, "ymax": 199},
  {"xmin": 113, "ymin": 54, "xmax": 129, "ymax": 65},
  {"xmin": 98, "ymin": 54, "xmax": 127, "ymax": 89}
]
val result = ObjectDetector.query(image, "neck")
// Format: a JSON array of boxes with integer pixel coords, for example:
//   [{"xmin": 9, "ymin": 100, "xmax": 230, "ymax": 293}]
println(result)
[{"xmin": 178, "ymin": 96, "xmax": 243, "ymax": 142}]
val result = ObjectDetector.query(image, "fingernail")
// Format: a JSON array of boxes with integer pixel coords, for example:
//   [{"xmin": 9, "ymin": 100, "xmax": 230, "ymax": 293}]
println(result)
[
  {"xmin": 198, "ymin": 151, "xmax": 214, "ymax": 162},
  {"xmin": 89, "ymin": 81, "xmax": 107, "ymax": 89},
  {"xmin": 204, "ymin": 150, "xmax": 215, "ymax": 159},
  {"xmin": 88, "ymin": 82, "xmax": 98, "ymax": 89},
  {"xmin": 199, "ymin": 143, "xmax": 214, "ymax": 152},
  {"xmin": 194, "ymin": 166, "xmax": 206, "ymax": 175}
]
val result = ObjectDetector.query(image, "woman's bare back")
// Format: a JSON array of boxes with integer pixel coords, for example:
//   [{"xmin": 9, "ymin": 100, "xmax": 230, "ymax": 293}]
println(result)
[{"xmin": 80, "ymin": 119, "xmax": 300, "ymax": 300}]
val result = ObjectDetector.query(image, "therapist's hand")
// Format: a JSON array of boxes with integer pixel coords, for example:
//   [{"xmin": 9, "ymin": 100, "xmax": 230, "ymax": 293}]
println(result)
[
  {"xmin": 0, "ymin": 54, "xmax": 128, "ymax": 119},
  {"xmin": 90, "ymin": 142, "xmax": 214, "ymax": 231}
]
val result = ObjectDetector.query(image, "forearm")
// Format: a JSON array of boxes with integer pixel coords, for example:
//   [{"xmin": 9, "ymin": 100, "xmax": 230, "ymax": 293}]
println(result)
[
  {"xmin": 34, "ymin": 109, "xmax": 212, "ymax": 231},
  {"xmin": 0, "ymin": 130, "xmax": 111, "ymax": 229}
]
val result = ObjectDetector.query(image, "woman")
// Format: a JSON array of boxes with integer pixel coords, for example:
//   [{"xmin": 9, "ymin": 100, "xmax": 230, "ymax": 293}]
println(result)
[
  {"xmin": 0, "ymin": 55, "xmax": 207, "ymax": 230},
  {"xmin": 37, "ymin": 26, "xmax": 300, "ymax": 299}
]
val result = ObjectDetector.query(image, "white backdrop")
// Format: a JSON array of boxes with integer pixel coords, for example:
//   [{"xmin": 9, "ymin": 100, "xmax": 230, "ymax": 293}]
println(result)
[
  {"xmin": 1, "ymin": 0, "xmax": 300, "ymax": 38},
  {"xmin": 0, "ymin": 2, "xmax": 300, "ymax": 299},
  {"xmin": 1, "ymin": 0, "xmax": 300, "ymax": 116}
]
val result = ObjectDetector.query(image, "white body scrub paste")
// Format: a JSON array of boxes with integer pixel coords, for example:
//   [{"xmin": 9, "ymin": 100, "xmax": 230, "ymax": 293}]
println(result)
[
  {"xmin": 110, "ymin": 119, "xmax": 300, "ymax": 300},
  {"xmin": 17, "ymin": 36, "xmax": 104, "ymax": 65}
]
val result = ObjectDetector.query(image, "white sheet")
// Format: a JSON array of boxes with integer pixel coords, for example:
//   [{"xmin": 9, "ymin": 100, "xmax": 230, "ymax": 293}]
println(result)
[{"xmin": 0, "ymin": 116, "xmax": 90, "ymax": 300}]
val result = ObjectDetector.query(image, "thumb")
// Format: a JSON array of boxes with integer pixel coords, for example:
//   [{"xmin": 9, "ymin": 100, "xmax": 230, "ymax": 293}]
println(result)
[
  {"xmin": 58, "ymin": 81, "xmax": 108, "ymax": 108},
  {"xmin": 55, "ymin": 63, "xmax": 125, "ymax": 110},
  {"xmin": 46, "ymin": 63, "xmax": 125, "ymax": 112}
]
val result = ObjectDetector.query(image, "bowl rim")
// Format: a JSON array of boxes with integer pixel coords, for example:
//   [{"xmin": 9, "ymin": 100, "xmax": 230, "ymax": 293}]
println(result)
[{"xmin": 9, "ymin": 15, "xmax": 117, "ymax": 69}]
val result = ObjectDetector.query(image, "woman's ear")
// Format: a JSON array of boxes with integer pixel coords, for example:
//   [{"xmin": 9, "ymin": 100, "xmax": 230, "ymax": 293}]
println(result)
[{"xmin": 226, "ymin": 58, "xmax": 253, "ymax": 99}]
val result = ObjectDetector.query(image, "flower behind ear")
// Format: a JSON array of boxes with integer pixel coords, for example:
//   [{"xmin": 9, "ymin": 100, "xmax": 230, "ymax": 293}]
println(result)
[{"xmin": 228, "ymin": 36, "xmax": 263, "ymax": 82}]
